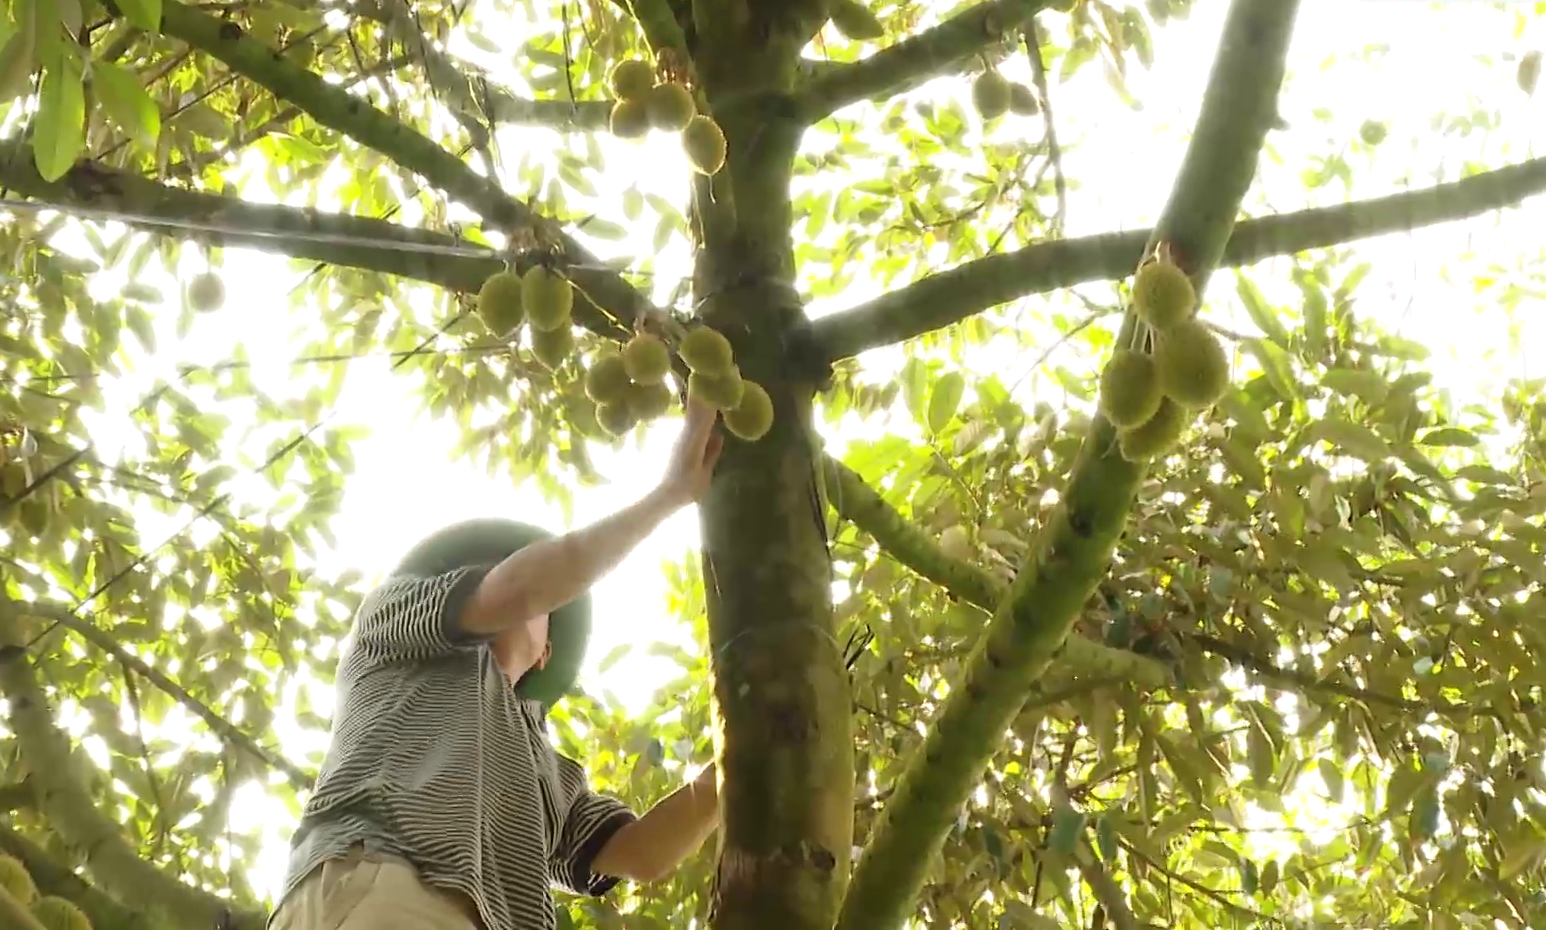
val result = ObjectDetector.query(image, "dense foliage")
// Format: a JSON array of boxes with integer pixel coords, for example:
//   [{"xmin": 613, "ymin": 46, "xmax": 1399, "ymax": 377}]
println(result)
[{"xmin": 1, "ymin": 0, "xmax": 1544, "ymax": 929}]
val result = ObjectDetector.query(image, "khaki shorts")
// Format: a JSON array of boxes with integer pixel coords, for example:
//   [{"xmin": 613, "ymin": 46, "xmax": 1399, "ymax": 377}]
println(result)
[{"xmin": 271, "ymin": 845, "xmax": 482, "ymax": 930}]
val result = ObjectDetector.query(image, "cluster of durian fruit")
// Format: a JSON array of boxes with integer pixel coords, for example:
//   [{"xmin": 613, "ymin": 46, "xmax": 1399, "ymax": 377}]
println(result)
[
  {"xmin": 476, "ymin": 263, "xmax": 578, "ymax": 368},
  {"xmin": 606, "ymin": 59, "xmax": 726, "ymax": 176},
  {"xmin": 584, "ymin": 327, "xmax": 772, "ymax": 441},
  {"xmin": 970, "ymin": 68, "xmax": 1041, "ymax": 121},
  {"xmin": 1, "ymin": 853, "xmax": 92, "ymax": 930},
  {"xmin": 475, "ymin": 269, "xmax": 773, "ymax": 442},
  {"xmin": 1098, "ymin": 259, "xmax": 1231, "ymax": 462}
]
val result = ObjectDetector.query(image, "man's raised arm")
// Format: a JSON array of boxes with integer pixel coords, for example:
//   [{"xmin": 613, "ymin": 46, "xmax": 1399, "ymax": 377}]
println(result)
[{"xmin": 458, "ymin": 400, "xmax": 723, "ymax": 638}]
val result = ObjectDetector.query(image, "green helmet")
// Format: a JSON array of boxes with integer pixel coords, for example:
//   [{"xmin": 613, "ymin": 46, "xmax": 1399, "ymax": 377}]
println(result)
[{"xmin": 387, "ymin": 518, "xmax": 591, "ymax": 706}]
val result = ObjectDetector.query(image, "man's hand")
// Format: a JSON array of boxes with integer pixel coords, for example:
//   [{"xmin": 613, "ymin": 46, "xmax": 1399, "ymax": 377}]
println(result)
[
  {"xmin": 656, "ymin": 399, "xmax": 724, "ymax": 510},
  {"xmin": 692, "ymin": 762, "xmax": 718, "ymax": 799},
  {"xmin": 593, "ymin": 760, "xmax": 721, "ymax": 884}
]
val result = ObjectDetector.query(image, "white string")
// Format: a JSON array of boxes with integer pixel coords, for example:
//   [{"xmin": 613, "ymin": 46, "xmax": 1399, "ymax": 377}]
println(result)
[{"xmin": 0, "ymin": 195, "xmax": 503, "ymax": 261}]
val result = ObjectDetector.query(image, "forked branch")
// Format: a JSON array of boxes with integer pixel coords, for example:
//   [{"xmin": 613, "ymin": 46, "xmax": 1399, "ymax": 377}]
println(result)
[
  {"xmin": 794, "ymin": 0, "xmax": 1053, "ymax": 122},
  {"xmin": 822, "ymin": 457, "xmax": 1170, "ymax": 688},
  {"xmin": 834, "ymin": 2, "xmax": 1302, "ymax": 927},
  {"xmin": 813, "ymin": 156, "xmax": 1546, "ymax": 360},
  {"xmin": 150, "ymin": 0, "xmax": 653, "ymax": 332}
]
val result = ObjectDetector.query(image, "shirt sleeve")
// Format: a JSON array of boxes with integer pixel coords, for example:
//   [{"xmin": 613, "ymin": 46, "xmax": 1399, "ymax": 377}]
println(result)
[
  {"xmin": 348, "ymin": 567, "xmax": 495, "ymax": 666},
  {"xmin": 550, "ymin": 754, "xmax": 638, "ymax": 897}
]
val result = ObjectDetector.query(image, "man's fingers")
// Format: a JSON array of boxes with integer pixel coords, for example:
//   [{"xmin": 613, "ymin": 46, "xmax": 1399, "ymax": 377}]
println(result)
[
  {"xmin": 684, "ymin": 398, "xmax": 717, "ymax": 443},
  {"xmin": 703, "ymin": 431, "xmax": 724, "ymax": 468}
]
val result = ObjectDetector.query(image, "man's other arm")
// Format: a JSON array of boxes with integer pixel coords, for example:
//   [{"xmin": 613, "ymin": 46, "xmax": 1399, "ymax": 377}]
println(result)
[{"xmin": 590, "ymin": 764, "xmax": 720, "ymax": 884}]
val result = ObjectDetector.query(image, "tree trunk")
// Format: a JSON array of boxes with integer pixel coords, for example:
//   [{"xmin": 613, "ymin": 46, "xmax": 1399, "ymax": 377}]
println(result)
[{"xmin": 689, "ymin": 4, "xmax": 855, "ymax": 929}]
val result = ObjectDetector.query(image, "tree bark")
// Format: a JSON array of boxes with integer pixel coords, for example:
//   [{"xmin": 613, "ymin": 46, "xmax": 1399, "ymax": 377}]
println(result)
[{"xmin": 686, "ymin": 4, "xmax": 855, "ymax": 928}]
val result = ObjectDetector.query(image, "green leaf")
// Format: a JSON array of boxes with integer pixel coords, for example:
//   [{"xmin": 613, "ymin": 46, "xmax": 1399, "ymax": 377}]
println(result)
[
  {"xmin": 1409, "ymin": 785, "xmax": 1440, "ymax": 842},
  {"xmin": 1240, "ymin": 859, "xmax": 1259, "ymax": 895},
  {"xmin": 122, "ymin": 281, "xmax": 164, "ymax": 303},
  {"xmin": 56, "ymin": 0, "xmax": 82, "ymax": 40},
  {"xmin": 1301, "ymin": 282, "xmax": 1329, "ymax": 361},
  {"xmin": 596, "ymin": 642, "xmax": 631, "ymax": 674},
  {"xmin": 1047, "ymin": 803, "xmax": 1086, "ymax": 857},
  {"xmin": 1308, "ymin": 417, "xmax": 1391, "ymax": 462},
  {"xmin": 999, "ymin": 901, "xmax": 1060, "ymax": 930},
  {"xmin": 1247, "ymin": 721, "xmax": 1275, "ymax": 788},
  {"xmin": 91, "ymin": 59, "xmax": 160, "ymax": 147},
  {"xmin": 1498, "ymin": 828, "xmax": 1546, "ymax": 880},
  {"xmin": 1455, "ymin": 464, "xmax": 1514, "ymax": 485},
  {"xmin": 1235, "ymin": 275, "xmax": 1290, "ymax": 347},
  {"xmin": 1416, "ymin": 427, "xmax": 1479, "ymax": 448},
  {"xmin": 1319, "ymin": 368, "xmax": 1388, "ymax": 405},
  {"xmin": 1317, "ymin": 758, "xmax": 1344, "ymax": 804},
  {"xmin": 1260, "ymin": 858, "xmax": 1280, "ymax": 895},
  {"xmin": 1379, "ymin": 334, "xmax": 1431, "ymax": 361},
  {"xmin": 1094, "ymin": 815, "xmax": 1118, "ymax": 861},
  {"xmin": 1242, "ymin": 337, "xmax": 1299, "ymax": 400},
  {"xmin": 33, "ymin": 51, "xmax": 85, "ymax": 182},
  {"xmin": 579, "ymin": 217, "xmax": 629, "ymax": 240},
  {"xmin": 1519, "ymin": 50, "xmax": 1542, "ymax": 96},
  {"xmin": 926, "ymin": 371, "xmax": 965, "ymax": 434},
  {"xmin": 124, "ymin": 304, "xmax": 156, "ymax": 353},
  {"xmin": 170, "ymin": 102, "xmax": 228, "ymax": 139},
  {"xmin": 0, "ymin": 16, "xmax": 37, "ymax": 102},
  {"xmin": 270, "ymin": 132, "xmax": 329, "ymax": 165},
  {"xmin": 114, "ymin": 0, "xmax": 162, "ymax": 31}
]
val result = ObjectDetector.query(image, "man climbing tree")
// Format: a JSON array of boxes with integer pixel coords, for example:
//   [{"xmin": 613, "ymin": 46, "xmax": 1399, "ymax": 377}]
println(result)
[
  {"xmin": 270, "ymin": 401, "xmax": 725, "ymax": 930},
  {"xmin": 4, "ymin": 1, "xmax": 1546, "ymax": 929}
]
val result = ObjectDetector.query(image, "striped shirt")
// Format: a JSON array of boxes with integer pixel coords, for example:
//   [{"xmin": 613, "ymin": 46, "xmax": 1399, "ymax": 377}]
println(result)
[{"xmin": 275, "ymin": 567, "xmax": 637, "ymax": 930}]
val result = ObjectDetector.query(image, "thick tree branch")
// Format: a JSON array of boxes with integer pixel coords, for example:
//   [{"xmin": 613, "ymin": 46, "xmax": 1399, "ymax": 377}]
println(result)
[
  {"xmin": 814, "ymin": 155, "xmax": 1546, "ymax": 360},
  {"xmin": 0, "ymin": 142, "xmax": 631, "ymax": 340},
  {"xmin": 0, "ymin": 614, "xmax": 264, "ymax": 930},
  {"xmin": 149, "ymin": 0, "xmax": 654, "ymax": 332},
  {"xmin": 628, "ymin": 0, "xmax": 692, "ymax": 63},
  {"xmin": 357, "ymin": 0, "xmax": 611, "ymax": 132},
  {"xmin": 165, "ymin": 53, "xmax": 414, "ymax": 181},
  {"xmin": 0, "ymin": 780, "xmax": 32, "ymax": 812},
  {"xmin": 12, "ymin": 598, "xmax": 313, "ymax": 791},
  {"xmin": 0, "ymin": 824, "xmax": 154, "ymax": 930},
  {"xmin": 823, "ymin": 457, "xmax": 1170, "ymax": 688},
  {"xmin": 794, "ymin": 0, "xmax": 1052, "ymax": 122},
  {"xmin": 0, "ymin": 886, "xmax": 47, "ymax": 930},
  {"xmin": 835, "ymin": 3, "xmax": 1301, "ymax": 928}
]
